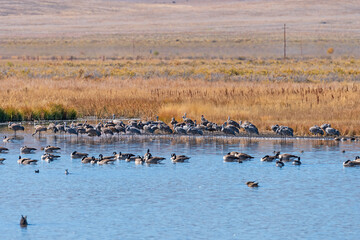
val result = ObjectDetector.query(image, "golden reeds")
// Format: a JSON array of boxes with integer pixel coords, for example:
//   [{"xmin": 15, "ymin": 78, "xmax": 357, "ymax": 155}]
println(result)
[{"xmin": 1, "ymin": 58, "xmax": 360, "ymax": 135}]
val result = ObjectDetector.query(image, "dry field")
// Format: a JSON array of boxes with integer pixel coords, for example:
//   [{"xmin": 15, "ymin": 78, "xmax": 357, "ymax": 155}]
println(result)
[
  {"xmin": 0, "ymin": 0, "xmax": 360, "ymax": 135},
  {"xmin": 0, "ymin": 0, "xmax": 360, "ymax": 58}
]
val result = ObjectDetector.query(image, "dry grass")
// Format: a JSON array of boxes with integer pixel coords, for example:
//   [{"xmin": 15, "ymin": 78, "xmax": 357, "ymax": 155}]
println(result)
[{"xmin": 1, "ymin": 58, "xmax": 360, "ymax": 135}]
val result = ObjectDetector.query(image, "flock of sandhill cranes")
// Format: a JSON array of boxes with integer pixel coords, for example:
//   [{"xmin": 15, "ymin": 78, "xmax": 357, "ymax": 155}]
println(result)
[{"xmin": 5, "ymin": 114, "xmax": 343, "ymax": 139}]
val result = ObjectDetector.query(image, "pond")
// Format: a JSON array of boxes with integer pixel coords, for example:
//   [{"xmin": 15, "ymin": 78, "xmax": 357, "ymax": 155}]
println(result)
[{"xmin": 0, "ymin": 126, "xmax": 359, "ymax": 239}]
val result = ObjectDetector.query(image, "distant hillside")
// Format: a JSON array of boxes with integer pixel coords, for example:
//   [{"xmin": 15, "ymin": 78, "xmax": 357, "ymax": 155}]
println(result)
[{"xmin": 0, "ymin": 0, "xmax": 359, "ymax": 58}]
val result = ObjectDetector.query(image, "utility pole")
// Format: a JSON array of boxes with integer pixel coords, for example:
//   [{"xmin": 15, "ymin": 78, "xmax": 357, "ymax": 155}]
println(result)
[
  {"xmin": 132, "ymin": 38, "xmax": 135, "ymax": 58},
  {"xmin": 283, "ymin": 24, "xmax": 286, "ymax": 60}
]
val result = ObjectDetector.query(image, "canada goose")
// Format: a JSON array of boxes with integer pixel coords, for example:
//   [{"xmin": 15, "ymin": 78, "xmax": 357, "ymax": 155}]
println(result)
[
  {"xmin": 0, "ymin": 146, "xmax": 9, "ymax": 153},
  {"xmin": 8, "ymin": 123, "xmax": 25, "ymax": 135},
  {"xmin": 246, "ymin": 181, "xmax": 259, "ymax": 188},
  {"xmin": 71, "ymin": 151, "xmax": 88, "ymax": 158},
  {"xmin": 3, "ymin": 136, "xmax": 14, "ymax": 142},
  {"xmin": 144, "ymin": 155, "xmax": 165, "ymax": 164},
  {"xmin": 65, "ymin": 169, "xmax": 69, "ymax": 175},
  {"xmin": 223, "ymin": 153, "xmax": 242, "ymax": 163},
  {"xmin": 276, "ymin": 160, "xmax": 284, "ymax": 168},
  {"xmin": 32, "ymin": 125, "xmax": 47, "ymax": 136},
  {"xmin": 18, "ymin": 156, "xmax": 38, "ymax": 165},
  {"xmin": 98, "ymin": 154, "xmax": 115, "ymax": 160},
  {"xmin": 261, "ymin": 152, "xmax": 280, "ymax": 162},
  {"xmin": 41, "ymin": 153, "xmax": 60, "ymax": 161},
  {"xmin": 20, "ymin": 146, "xmax": 37, "ymax": 154},
  {"xmin": 113, "ymin": 152, "xmax": 135, "ymax": 160},
  {"xmin": 20, "ymin": 215, "xmax": 28, "ymax": 227},
  {"xmin": 171, "ymin": 153, "xmax": 190, "ymax": 163},
  {"xmin": 126, "ymin": 155, "xmax": 141, "ymax": 162},
  {"xmin": 229, "ymin": 152, "xmax": 254, "ymax": 161},
  {"xmin": 134, "ymin": 156, "xmax": 144, "ymax": 165},
  {"xmin": 354, "ymin": 156, "xmax": 360, "ymax": 162},
  {"xmin": 44, "ymin": 145, "xmax": 61, "ymax": 153},
  {"xmin": 343, "ymin": 160, "xmax": 360, "ymax": 167},
  {"xmin": 97, "ymin": 156, "xmax": 116, "ymax": 165},
  {"xmin": 34, "ymin": 169, "xmax": 39, "ymax": 173},
  {"xmin": 82, "ymin": 156, "xmax": 95, "ymax": 164},
  {"xmin": 0, "ymin": 158, "xmax": 5, "ymax": 163},
  {"xmin": 278, "ymin": 152, "xmax": 300, "ymax": 162},
  {"xmin": 292, "ymin": 157, "xmax": 302, "ymax": 165}
]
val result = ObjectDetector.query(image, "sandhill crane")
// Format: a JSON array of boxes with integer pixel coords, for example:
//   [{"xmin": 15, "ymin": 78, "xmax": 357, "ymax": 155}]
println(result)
[
  {"xmin": 309, "ymin": 125, "xmax": 324, "ymax": 136},
  {"xmin": 325, "ymin": 127, "xmax": 340, "ymax": 136},
  {"xmin": 8, "ymin": 123, "xmax": 24, "ymax": 135},
  {"xmin": 32, "ymin": 125, "xmax": 47, "ymax": 136},
  {"xmin": 182, "ymin": 113, "xmax": 194, "ymax": 125}
]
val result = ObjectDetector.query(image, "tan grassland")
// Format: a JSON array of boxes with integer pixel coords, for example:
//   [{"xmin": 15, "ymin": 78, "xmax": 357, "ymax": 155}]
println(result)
[{"xmin": 1, "ymin": 58, "xmax": 360, "ymax": 135}]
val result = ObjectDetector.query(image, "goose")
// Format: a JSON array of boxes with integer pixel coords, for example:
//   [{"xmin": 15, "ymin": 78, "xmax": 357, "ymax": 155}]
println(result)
[
  {"xmin": 134, "ymin": 156, "xmax": 145, "ymax": 165},
  {"xmin": 261, "ymin": 152, "xmax": 280, "ymax": 162},
  {"xmin": 65, "ymin": 169, "xmax": 69, "ymax": 175},
  {"xmin": 246, "ymin": 181, "xmax": 259, "ymax": 188},
  {"xmin": 3, "ymin": 136, "xmax": 14, "ymax": 142},
  {"xmin": 44, "ymin": 145, "xmax": 61, "ymax": 153},
  {"xmin": 20, "ymin": 146, "xmax": 37, "ymax": 154},
  {"xmin": 292, "ymin": 158, "xmax": 302, "ymax": 165},
  {"xmin": 0, "ymin": 146, "xmax": 9, "ymax": 153},
  {"xmin": 81, "ymin": 156, "xmax": 95, "ymax": 164},
  {"xmin": 20, "ymin": 215, "xmax": 28, "ymax": 227},
  {"xmin": 34, "ymin": 170, "xmax": 39, "ymax": 173},
  {"xmin": 98, "ymin": 154, "xmax": 115, "ymax": 160},
  {"xmin": 71, "ymin": 151, "xmax": 88, "ymax": 158},
  {"xmin": 113, "ymin": 152, "xmax": 135, "ymax": 160},
  {"xmin": 8, "ymin": 123, "xmax": 24, "ymax": 135},
  {"xmin": 18, "ymin": 156, "xmax": 38, "ymax": 165},
  {"xmin": 41, "ymin": 153, "xmax": 60, "ymax": 161},
  {"xmin": 229, "ymin": 152, "xmax": 254, "ymax": 161},
  {"xmin": 144, "ymin": 154, "xmax": 165, "ymax": 164},
  {"xmin": 343, "ymin": 160, "xmax": 360, "ymax": 167},
  {"xmin": 0, "ymin": 158, "xmax": 5, "ymax": 163},
  {"xmin": 276, "ymin": 160, "xmax": 284, "ymax": 168},
  {"xmin": 32, "ymin": 125, "xmax": 47, "ymax": 136},
  {"xmin": 223, "ymin": 153, "xmax": 242, "ymax": 163},
  {"xmin": 97, "ymin": 158, "xmax": 116, "ymax": 165},
  {"xmin": 125, "ymin": 155, "xmax": 141, "ymax": 162},
  {"xmin": 171, "ymin": 153, "xmax": 190, "ymax": 163},
  {"xmin": 278, "ymin": 152, "xmax": 300, "ymax": 162}
]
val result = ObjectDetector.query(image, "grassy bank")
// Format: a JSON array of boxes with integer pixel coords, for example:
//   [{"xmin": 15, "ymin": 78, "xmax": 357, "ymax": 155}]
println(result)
[
  {"xmin": 0, "ymin": 104, "xmax": 77, "ymax": 122},
  {"xmin": 0, "ymin": 58, "xmax": 360, "ymax": 135}
]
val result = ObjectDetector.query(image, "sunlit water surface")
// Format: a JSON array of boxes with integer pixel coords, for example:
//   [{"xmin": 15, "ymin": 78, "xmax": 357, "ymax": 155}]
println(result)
[{"xmin": 0, "ymin": 126, "xmax": 359, "ymax": 239}]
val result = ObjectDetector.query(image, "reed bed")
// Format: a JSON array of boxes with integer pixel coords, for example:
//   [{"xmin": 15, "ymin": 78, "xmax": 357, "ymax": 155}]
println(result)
[{"xmin": 1, "ymin": 58, "xmax": 360, "ymax": 135}]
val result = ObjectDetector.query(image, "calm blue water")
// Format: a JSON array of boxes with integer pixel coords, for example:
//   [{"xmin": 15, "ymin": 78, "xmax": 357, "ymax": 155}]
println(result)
[{"xmin": 1, "ymin": 126, "xmax": 360, "ymax": 240}]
